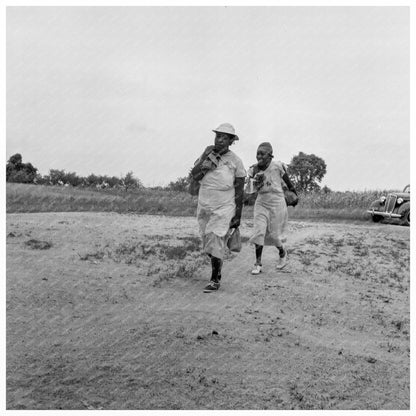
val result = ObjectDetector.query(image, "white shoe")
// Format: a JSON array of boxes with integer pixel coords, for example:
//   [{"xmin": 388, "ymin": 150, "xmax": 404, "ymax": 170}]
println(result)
[
  {"xmin": 276, "ymin": 251, "xmax": 287, "ymax": 269},
  {"xmin": 251, "ymin": 264, "xmax": 262, "ymax": 275}
]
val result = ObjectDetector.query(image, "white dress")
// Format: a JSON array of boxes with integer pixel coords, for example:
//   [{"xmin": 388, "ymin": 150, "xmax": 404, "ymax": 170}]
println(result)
[
  {"xmin": 196, "ymin": 150, "xmax": 246, "ymax": 259},
  {"xmin": 248, "ymin": 160, "xmax": 288, "ymax": 246}
]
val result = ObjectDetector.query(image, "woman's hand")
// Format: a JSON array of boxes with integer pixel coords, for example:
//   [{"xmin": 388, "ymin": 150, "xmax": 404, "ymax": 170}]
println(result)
[
  {"xmin": 201, "ymin": 145, "xmax": 215, "ymax": 159},
  {"xmin": 253, "ymin": 172, "xmax": 265, "ymax": 190},
  {"xmin": 229, "ymin": 216, "xmax": 241, "ymax": 229}
]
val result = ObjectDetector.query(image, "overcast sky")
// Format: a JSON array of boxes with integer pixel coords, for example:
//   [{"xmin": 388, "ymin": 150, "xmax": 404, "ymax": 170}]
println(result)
[{"xmin": 6, "ymin": 6, "xmax": 410, "ymax": 191}]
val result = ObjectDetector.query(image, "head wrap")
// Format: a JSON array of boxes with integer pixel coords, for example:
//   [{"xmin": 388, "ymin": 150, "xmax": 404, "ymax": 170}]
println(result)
[{"xmin": 257, "ymin": 142, "xmax": 274, "ymax": 157}]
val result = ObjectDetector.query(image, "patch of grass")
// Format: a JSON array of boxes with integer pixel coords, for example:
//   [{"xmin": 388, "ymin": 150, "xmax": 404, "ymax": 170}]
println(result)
[
  {"xmin": 78, "ymin": 251, "xmax": 105, "ymax": 261},
  {"xmin": 143, "ymin": 234, "xmax": 168, "ymax": 241},
  {"xmin": 298, "ymin": 250, "xmax": 315, "ymax": 266},
  {"xmin": 24, "ymin": 239, "xmax": 52, "ymax": 250},
  {"xmin": 79, "ymin": 236, "xmax": 208, "ymax": 285},
  {"xmin": 391, "ymin": 320, "xmax": 404, "ymax": 332},
  {"xmin": 151, "ymin": 254, "xmax": 208, "ymax": 287},
  {"xmin": 109, "ymin": 241, "xmax": 158, "ymax": 264},
  {"xmin": 304, "ymin": 237, "xmax": 320, "ymax": 245},
  {"xmin": 326, "ymin": 259, "xmax": 363, "ymax": 279},
  {"xmin": 352, "ymin": 242, "xmax": 369, "ymax": 257},
  {"xmin": 160, "ymin": 245, "xmax": 191, "ymax": 260},
  {"xmin": 388, "ymin": 270, "xmax": 403, "ymax": 283}
]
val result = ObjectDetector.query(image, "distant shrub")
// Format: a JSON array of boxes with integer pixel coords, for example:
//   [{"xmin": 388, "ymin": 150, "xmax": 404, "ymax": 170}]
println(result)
[{"xmin": 6, "ymin": 153, "xmax": 38, "ymax": 183}]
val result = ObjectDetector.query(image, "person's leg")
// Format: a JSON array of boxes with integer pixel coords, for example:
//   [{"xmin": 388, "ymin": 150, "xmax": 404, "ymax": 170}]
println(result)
[
  {"xmin": 249, "ymin": 206, "xmax": 267, "ymax": 274},
  {"xmin": 276, "ymin": 245, "xmax": 285, "ymax": 257},
  {"xmin": 203, "ymin": 255, "xmax": 222, "ymax": 292},
  {"xmin": 255, "ymin": 244, "xmax": 263, "ymax": 265},
  {"xmin": 217, "ymin": 259, "xmax": 223, "ymax": 281},
  {"xmin": 269, "ymin": 201, "xmax": 288, "ymax": 269},
  {"xmin": 251, "ymin": 244, "xmax": 263, "ymax": 275},
  {"xmin": 275, "ymin": 239, "xmax": 287, "ymax": 269},
  {"xmin": 211, "ymin": 256, "xmax": 222, "ymax": 282},
  {"xmin": 203, "ymin": 233, "xmax": 225, "ymax": 292}
]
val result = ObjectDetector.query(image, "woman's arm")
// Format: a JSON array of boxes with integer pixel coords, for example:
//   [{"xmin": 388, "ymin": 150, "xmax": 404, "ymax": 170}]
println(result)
[
  {"xmin": 191, "ymin": 145, "xmax": 215, "ymax": 180},
  {"xmin": 230, "ymin": 177, "xmax": 245, "ymax": 228},
  {"xmin": 282, "ymin": 166, "xmax": 297, "ymax": 194},
  {"xmin": 282, "ymin": 172, "xmax": 297, "ymax": 194}
]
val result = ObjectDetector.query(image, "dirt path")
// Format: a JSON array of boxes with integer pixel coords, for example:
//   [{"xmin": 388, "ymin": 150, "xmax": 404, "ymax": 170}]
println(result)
[{"xmin": 6, "ymin": 213, "xmax": 410, "ymax": 410}]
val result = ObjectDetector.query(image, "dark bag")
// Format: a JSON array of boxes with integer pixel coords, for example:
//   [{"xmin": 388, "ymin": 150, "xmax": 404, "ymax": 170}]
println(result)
[
  {"xmin": 188, "ymin": 150, "xmax": 223, "ymax": 196},
  {"xmin": 281, "ymin": 164, "xmax": 298, "ymax": 206},
  {"xmin": 284, "ymin": 189, "xmax": 299, "ymax": 207},
  {"xmin": 188, "ymin": 177, "xmax": 200, "ymax": 196},
  {"xmin": 227, "ymin": 228, "xmax": 242, "ymax": 252}
]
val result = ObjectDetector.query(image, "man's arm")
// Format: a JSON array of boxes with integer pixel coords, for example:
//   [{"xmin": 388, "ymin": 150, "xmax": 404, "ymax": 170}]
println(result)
[{"xmin": 230, "ymin": 177, "xmax": 245, "ymax": 228}]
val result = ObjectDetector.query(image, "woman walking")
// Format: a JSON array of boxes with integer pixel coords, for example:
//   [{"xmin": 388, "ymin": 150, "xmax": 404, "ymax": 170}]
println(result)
[
  {"xmin": 191, "ymin": 123, "xmax": 246, "ymax": 293},
  {"xmin": 246, "ymin": 142, "xmax": 297, "ymax": 274}
]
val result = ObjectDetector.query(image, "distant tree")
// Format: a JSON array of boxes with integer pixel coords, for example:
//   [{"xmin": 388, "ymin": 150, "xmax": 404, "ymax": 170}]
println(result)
[
  {"xmin": 48, "ymin": 169, "xmax": 67, "ymax": 185},
  {"xmin": 34, "ymin": 173, "xmax": 48, "ymax": 185},
  {"xmin": 9, "ymin": 153, "xmax": 23, "ymax": 164},
  {"xmin": 167, "ymin": 176, "xmax": 190, "ymax": 192},
  {"xmin": 6, "ymin": 153, "xmax": 38, "ymax": 183},
  {"xmin": 287, "ymin": 152, "xmax": 327, "ymax": 193},
  {"xmin": 86, "ymin": 173, "xmax": 100, "ymax": 186},
  {"xmin": 122, "ymin": 171, "xmax": 142, "ymax": 191},
  {"xmin": 107, "ymin": 176, "xmax": 121, "ymax": 188},
  {"xmin": 63, "ymin": 171, "xmax": 81, "ymax": 186},
  {"xmin": 321, "ymin": 185, "xmax": 332, "ymax": 194},
  {"xmin": 167, "ymin": 167, "xmax": 197, "ymax": 192}
]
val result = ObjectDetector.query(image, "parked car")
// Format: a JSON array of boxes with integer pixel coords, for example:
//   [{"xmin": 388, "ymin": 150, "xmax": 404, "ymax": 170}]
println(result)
[{"xmin": 367, "ymin": 184, "xmax": 410, "ymax": 226}]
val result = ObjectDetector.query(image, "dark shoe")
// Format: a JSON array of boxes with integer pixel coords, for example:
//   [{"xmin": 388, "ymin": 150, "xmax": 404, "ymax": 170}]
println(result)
[{"xmin": 203, "ymin": 281, "xmax": 220, "ymax": 293}]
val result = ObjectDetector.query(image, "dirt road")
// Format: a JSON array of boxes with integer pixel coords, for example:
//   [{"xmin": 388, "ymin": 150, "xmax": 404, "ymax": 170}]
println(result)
[{"xmin": 6, "ymin": 212, "xmax": 410, "ymax": 409}]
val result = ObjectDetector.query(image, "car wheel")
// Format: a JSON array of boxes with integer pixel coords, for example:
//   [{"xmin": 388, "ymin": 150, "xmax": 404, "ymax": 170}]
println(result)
[
  {"xmin": 400, "ymin": 209, "xmax": 410, "ymax": 226},
  {"xmin": 398, "ymin": 202, "xmax": 410, "ymax": 226},
  {"xmin": 371, "ymin": 214, "xmax": 383, "ymax": 223},
  {"xmin": 368, "ymin": 200, "xmax": 384, "ymax": 223}
]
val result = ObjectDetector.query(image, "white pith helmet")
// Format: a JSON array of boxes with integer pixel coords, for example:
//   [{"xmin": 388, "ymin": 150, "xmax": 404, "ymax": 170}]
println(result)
[{"xmin": 212, "ymin": 123, "xmax": 239, "ymax": 140}]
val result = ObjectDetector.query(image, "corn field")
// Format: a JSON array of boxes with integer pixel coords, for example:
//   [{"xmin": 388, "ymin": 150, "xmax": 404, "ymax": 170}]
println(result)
[{"xmin": 6, "ymin": 183, "xmax": 397, "ymax": 222}]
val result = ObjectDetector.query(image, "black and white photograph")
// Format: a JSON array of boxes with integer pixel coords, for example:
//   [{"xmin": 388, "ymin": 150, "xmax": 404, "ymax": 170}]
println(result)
[{"xmin": 4, "ymin": 1, "xmax": 413, "ymax": 411}]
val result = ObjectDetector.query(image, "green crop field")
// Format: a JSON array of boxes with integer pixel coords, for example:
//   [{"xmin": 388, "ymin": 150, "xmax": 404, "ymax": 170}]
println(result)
[{"xmin": 6, "ymin": 183, "xmax": 394, "ymax": 223}]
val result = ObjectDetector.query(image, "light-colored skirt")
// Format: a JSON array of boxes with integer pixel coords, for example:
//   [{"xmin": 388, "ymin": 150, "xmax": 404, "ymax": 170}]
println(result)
[
  {"xmin": 197, "ymin": 199, "xmax": 235, "ymax": 259},
  {"xmin": 249, "ymin": 192, "xmax": 288, "ymax": 246}
]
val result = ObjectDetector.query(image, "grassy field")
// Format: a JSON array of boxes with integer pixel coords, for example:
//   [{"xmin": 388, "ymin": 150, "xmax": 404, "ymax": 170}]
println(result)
[
  {"xmin": 6, "ymin": 183, "xmax": 394, "ymax": 222},
  {"xmin": 6, "ymin": 183, "xmax": 197, "ymax": 216}
]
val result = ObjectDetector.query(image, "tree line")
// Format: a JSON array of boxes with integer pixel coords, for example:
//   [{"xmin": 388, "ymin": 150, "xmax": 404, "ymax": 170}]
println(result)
[
  {"xmin": 6, "ymin": 151, "xmax": 329, "ymax": 193},
  {"xmin": 6, "ymin": 153, "xmax": 142, "ymax": 190}
]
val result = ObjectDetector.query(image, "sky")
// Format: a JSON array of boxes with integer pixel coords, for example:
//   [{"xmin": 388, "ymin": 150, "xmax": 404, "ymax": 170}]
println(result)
[{"xmin": 5, "ymin": 4, "xmax": 411, "ymax": 191}]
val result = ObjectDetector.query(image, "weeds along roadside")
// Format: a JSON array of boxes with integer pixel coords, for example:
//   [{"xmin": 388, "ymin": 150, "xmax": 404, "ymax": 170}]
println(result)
[
  {"xmin": 6, "ymin": 183, "xmax": 392, "ymax": 222},
  {"xmin": 76, "ymin": 235, "xmax": 241, "ymax": 287}
]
